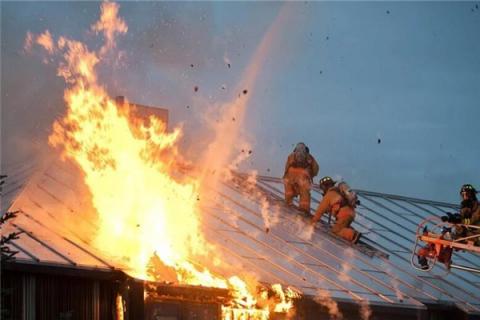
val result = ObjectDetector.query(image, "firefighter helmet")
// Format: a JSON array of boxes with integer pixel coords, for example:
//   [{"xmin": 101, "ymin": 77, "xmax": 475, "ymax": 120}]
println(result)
[
  {"xmin": 319, "ymin": 176, "xmax": 336, "ymax": 194},
  {"xmin": 460, "ymin": 184, "xmax": 477, "ymax": 195}
]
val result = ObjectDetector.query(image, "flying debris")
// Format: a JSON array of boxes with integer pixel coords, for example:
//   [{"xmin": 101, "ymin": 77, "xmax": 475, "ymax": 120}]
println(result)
[{"xmin": 0, "ymin": 175, "xmax": 7, "ymax": 192}]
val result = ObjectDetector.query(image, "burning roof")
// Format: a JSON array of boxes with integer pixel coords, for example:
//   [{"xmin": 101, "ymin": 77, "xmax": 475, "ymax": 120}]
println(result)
[{"xmin": 3, "ymin": 160, "xmax": 480, "ymax": 318}]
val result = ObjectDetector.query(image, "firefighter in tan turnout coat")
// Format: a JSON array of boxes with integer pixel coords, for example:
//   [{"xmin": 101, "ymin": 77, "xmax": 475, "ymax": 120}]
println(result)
[
  {"xmin": 311, "ymin": 176, "xmax": 362, "ymax": 244},
  {"xmin": 283, "ymin": 142, "xmax": 319, "ymax": 214}
]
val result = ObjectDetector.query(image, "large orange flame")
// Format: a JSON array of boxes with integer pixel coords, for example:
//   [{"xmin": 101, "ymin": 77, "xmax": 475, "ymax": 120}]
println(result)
[
  {"xmin": 29, "ymin": 2, "xmax": 299, "ymax": 318},
  {"xmin": 49, "ymin": 85, "xmax": 205, "ymax": 278}
]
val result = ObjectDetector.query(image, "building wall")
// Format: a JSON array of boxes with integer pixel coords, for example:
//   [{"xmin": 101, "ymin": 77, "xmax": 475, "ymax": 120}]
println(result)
[
  {"xmin": 4, "ymin": 268, "xmax": 478, "ymax": 320},
  {"xmin": 1, "ymin": 270, "xmax": 23, "ymax": 320},
  {"xmin": 1, "ymin": 269, "xmax": 129, "ymax": 320}
]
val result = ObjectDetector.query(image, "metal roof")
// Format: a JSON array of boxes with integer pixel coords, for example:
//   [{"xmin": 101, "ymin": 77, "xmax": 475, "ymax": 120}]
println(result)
[
  {"xmin": 2, "ymin": 160, "xmax": 480, "ymax": 315},
  {"xmin": 1, "ymin": 158, "xmax": 39, "ymax": 213},
  {"xmin": 244, "ymin": 174, "xmax": 480, "ymax": 314},
  {"xmin": 2, "ymin": 160, "xmax": 116, "ymax": 272}
]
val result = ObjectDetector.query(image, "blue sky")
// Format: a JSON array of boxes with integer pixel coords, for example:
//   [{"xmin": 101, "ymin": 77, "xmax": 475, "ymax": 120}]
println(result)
[{"xmin": 2, "ymin": 1, "xmax": 479, "ymax": 204}]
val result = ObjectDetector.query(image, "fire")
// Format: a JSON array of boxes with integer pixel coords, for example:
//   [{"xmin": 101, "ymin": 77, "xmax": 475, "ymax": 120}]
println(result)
[
  {"xmin": 271, "ymin": 284, "xmax": 301, "ymax": 313},
  {"xmin": 29, "ymin": 2, "xmax": 299, "ymax": 318},
  {"xmin": 36, "ymin": 30, "xmax": 54, "ymax": 54},
  {"xmin": 50, "ymin": 87, "xmax": 203, "ymax": 277}
]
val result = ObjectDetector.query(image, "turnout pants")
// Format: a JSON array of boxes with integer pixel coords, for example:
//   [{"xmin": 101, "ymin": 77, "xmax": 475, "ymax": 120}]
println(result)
[
  {"xmin": 283, "ymin": 167, "xmax": 311, "ymax": 213},
  {"xmin": 331, "ymin": 208, "xmax": 357, "ymax": 242}
]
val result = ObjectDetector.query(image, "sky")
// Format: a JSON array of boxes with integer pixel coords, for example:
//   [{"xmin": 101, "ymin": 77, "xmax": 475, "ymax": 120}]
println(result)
[{"xmin": 1, "ymin": 1, "xmax": 480, "ymax": 204}]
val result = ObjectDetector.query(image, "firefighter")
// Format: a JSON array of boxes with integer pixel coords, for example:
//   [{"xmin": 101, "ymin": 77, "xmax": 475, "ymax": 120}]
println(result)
[
  {"xmin": 283, "ymin": 142, "xmax": 319, "ymax": 214},
  {"xmin": 417, "ymin": 184, "xmax": 479, "ymax": 270},
  {"xmin": 416, "ymin": 219, "xmax": 454, "ymax": 270},
  {"xmin": 417, "ymin": 241, "xmax": 452, "ymax": 270},
  {"xmin": 459, "ymin": 184, "xmax": 480, "ymax": 245},
  {"xmin": 311, "ymin": 176, "xmax": 361, "ymax": 244}
]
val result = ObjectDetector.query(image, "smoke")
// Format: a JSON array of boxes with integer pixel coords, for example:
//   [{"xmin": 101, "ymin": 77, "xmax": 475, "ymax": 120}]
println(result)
[
  {"xmin": 228, "ymin": 142, "xmax": 255, "ymax": 175},
  {"xmin": 226, "ymin": 170, "xmax": 282, "ymax": 233},
  {"xmin": 314, "ymin": 289, "xmax": 343, "ymax": 320},
  {"xmin": 297, "ymin": 216, "xmax": 315, "ymax": 241},
  {"xmin": 338, "ymin": 262, "xmax": 352, "ymax": 283},
  {"xmin": 196, "ymin": 3, "xmax": 291, "ymax": 191},
  {"xmin": 359, "ymin": 299, "xmax": 372, "ymax": 320},
  {"xmin": 271, "ymin": 206, "xmax": 316, "ymax": 242},
  {"xmin": 259, "ymin": 193, "xmax": 271, "ymax": 229},
  {"xmin": 247, "ymin": 172, "xmax": 275, "ymax": 231},
  {"xmin": 269, "ymin": 204, "xmax": 281, "ymax": 229},
  {"xmin": 338, "ymin": 254, "xmax": 373, "ymax": 319},
  {"xmin": 196, "ymin": 94, "xmax": 253, "ymax": 189},
  {"xmin": 224, "ymin": 206, "xmax": 240, "ymax": 230},
  {"xmin": 336, "ymin": 248, "xmax": 372, "ymax": 320},
  {"xmin": 382, "ymin": 262, "xmax": 404, "ymax": 302},
  {"xmin": 23, "ymin": 31, "xmax": 33, "ymax": 52}
]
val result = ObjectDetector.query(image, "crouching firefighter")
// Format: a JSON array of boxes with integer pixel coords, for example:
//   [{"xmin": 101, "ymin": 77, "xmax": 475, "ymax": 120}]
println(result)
[
  {"xmin": 283, "ymin": 142, "xmax": 319, "ymax": 214},
  {"xmin": 311, "ymin": 176, "xmax": 362, "ymax": 244}
]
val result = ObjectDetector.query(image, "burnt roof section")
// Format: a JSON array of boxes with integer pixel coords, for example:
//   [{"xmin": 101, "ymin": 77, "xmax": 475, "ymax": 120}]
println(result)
[{"xmin": 3, "ymin": 162, "xmax": 480, "ymax": 315}]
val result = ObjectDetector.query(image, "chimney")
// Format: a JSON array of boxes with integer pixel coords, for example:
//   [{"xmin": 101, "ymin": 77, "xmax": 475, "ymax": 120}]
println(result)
[{"xmin": 115, "ymin": 95, "xmax": 125, "ymax": 106}]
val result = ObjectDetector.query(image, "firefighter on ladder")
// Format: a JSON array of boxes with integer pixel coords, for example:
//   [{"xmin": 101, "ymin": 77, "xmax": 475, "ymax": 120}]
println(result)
[
  {"xmin": 283, "ymin": 142, "xmax": 319, "ymax": 214},
  {"xmin": 416, "ymin": 184, "xmax": 479, "ymax": 270},
  {"xmin": 459, "ymin": 184, "xmax": 480, "ymax": 245}
]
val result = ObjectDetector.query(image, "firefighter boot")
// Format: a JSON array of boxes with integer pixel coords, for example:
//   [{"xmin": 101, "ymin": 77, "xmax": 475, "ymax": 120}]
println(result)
[{"xmin": 417, "ymin": 256, "xmax": 429, "ymax": 270}]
